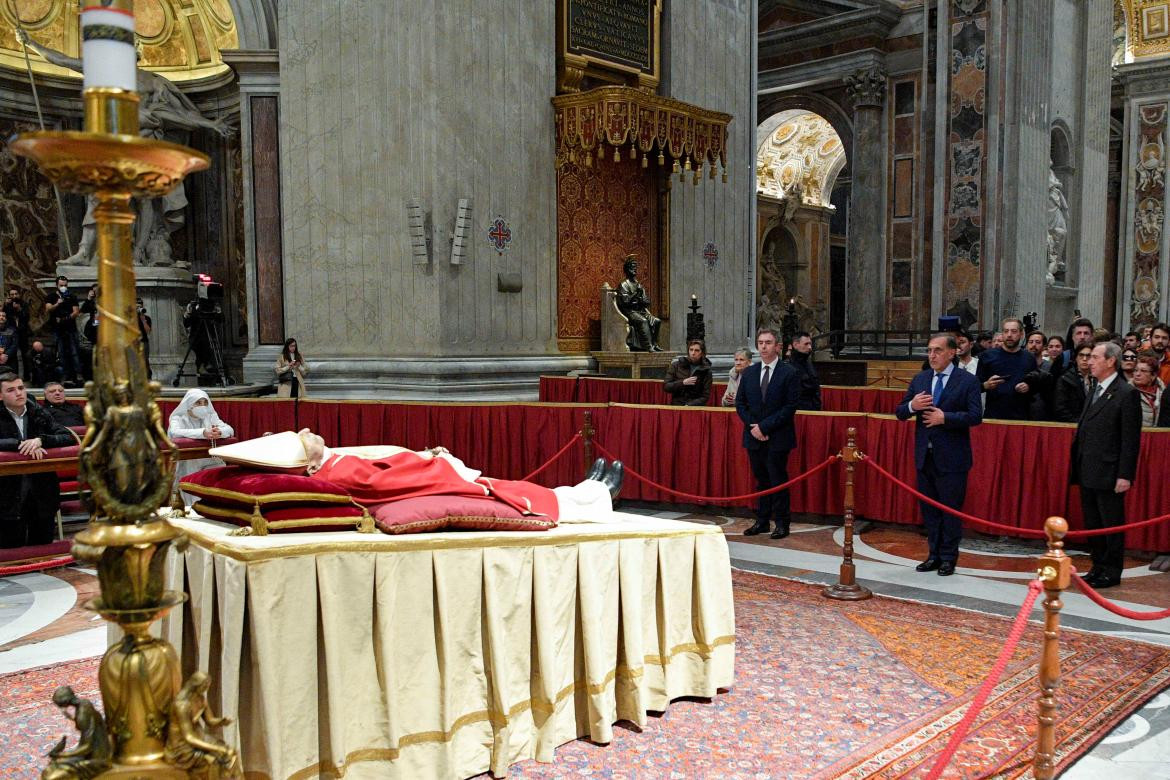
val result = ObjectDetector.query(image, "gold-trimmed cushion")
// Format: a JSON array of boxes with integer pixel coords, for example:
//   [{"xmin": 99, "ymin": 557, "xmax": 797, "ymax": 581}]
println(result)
[
  {"xmin": 194, "ymin": 501, "xmax": 365, "ymax": 534},
  {"xmin": 180, "ymin": 466, "xmax": 352, "ymax": 508},
  {"xmin": 373, "ymin": 495, "xmax": 555, "ymax": 535}
]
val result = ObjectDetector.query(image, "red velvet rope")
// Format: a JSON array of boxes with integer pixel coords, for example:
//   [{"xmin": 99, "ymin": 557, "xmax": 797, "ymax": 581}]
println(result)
[
  {"xmin": 925, "ymin": 580, "xmax": 1044, "ymax": 780},
  {"xmin": 1069, "ymin": 567, "xmax": 1170, "ymax": 621},
  {"xmin": 861, "ymin": 456, "xmax": 1170, "ymax": 540},
  {"xmin": 592, "ymin": 440, "xmax": 839, "ymax": 503},
  {"xmin": 0, "ymin": 556, "xmax": 75, "ymax": 577},
  {"xmin": 520, "ymin": 433, "xmax": 582, "ymax": 482}
]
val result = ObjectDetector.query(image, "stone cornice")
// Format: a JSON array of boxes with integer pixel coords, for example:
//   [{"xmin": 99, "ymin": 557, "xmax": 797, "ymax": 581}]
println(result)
[
  {"xmin": 759, "ymin": 3, "xmax": 903, "ymax": 58},
  {"xmin": 759, "ymin": 48, "xmax": 886, "ymax": 94},
  {"xmin": 1115, "ymin": 57, "xmax": 1170, "ymax": 98}
]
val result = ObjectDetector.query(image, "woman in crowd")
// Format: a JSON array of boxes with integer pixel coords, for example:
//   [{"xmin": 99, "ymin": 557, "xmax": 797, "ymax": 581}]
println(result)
[
  {"xmin": 1133, "ymin": 355, "xmax": 1163, "ymax": 427},
  {"xmin": 721, "ymin": 348, "xmax": 752, "ymax": 407},
  {"xmin": 169, "ymin": 389, "xmax": 235, "ymax": 506},
  {"xmin": 275, "ymin": 338, "xmax": 309, "ymax": 398},
  {"xmin": 663, "ymin": 339, "xmax": 712, "ymax": 406},
  {"xmin": 1052, "ymin": 343, "xmax": 1094, "ymax": 422},
  {"xmin": 1121, "ymin": 349, "xmax": 1139, "ymax": 384}
]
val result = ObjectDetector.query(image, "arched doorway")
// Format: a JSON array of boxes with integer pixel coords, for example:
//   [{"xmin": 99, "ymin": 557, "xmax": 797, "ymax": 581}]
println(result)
[{"xmin": 755, "ymin": 110, "xmax": 847, "ymax": 335}]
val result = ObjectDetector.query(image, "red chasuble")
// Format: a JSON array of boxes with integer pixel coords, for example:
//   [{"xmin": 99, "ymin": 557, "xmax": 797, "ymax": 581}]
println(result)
[{"xmin": 314, "ymin": 451, "xmax": 560, "ymax": 520}]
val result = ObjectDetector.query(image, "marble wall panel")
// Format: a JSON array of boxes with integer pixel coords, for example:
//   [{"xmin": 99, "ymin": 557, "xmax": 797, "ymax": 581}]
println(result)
[
  {"xmin": 279, "ymin": 0, "xmax": 558, "ymax": 357},
  {"xmin": 250, "ymin": 95, "xmax": 284, "ymax": 345},
  {"xmin": 665, "ymin": 0, "xmax": 754, "ymax": 353},
  {"xmin": 1130, "ymin": 102, "xmax": 1167, "ymax": 327},
  {"xmin": 942, "ymin": 0, "xmax": 990, "ymax": 323}
]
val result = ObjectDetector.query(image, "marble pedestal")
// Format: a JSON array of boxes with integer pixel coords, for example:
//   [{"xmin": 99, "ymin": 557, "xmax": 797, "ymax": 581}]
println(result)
[
  {"xmin": 590, "ymin": 351, "xmax": 678, "ymax": 379},
  {"xmin": 56, "ymin": 264, "xmax": 199, "ymax": 383}
]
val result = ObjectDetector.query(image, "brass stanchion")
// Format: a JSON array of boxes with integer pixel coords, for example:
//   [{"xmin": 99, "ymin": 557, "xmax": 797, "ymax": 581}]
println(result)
[
  {"xmin": 581, "ymin": 409, "xmax": 596, "ymax": 474},
  {"xmin": 12, "ymin": 4, "xmax": 239, "ymax": 776},
  {"xmin": 823, "ymin": 426, "xmax": 872, "ymax": 601},
  {"xmin": 1033, "ymin": 516, "xmax": 1071, "ymax": 780}
]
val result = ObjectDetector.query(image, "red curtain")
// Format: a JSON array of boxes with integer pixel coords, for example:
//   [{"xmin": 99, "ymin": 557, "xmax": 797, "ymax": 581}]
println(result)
[
  {"xmin": 539, "ymin": 376, "xmax": 577, "ymax": 402},
  {"xmin": 157, "ymin": 398, "xmax": 296, "ymax": 441},
  {"xmin": 821, "ymin": 386, "xmax": 902, "ymax": 414}
]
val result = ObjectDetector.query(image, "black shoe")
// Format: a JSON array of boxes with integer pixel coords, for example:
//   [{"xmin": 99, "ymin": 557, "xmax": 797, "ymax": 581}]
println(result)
[
  {"xmin": 937, "ymin": 562, "xmax": 956, "ymax": 576},
  {"xmin": 600, "ymin": 461, "xmax": 624, "ymax": 501},
  {"xmin": 585, "ymin": 457, "xmax": 606, "ymax": 482},
  {"xmin": 744, "ymin": 521, "xmax": 769, "ymax": 536},
  {"xmin": 915, "ymin": 558, "xmax": 941, "ymax": 572},
  {"xmin": 1092, "ymin": 577, "xmax": 1121, "ymax": 589},
  {"xmin": 770, "ymin": 524, "xmax": 790, "ymax": 539}
]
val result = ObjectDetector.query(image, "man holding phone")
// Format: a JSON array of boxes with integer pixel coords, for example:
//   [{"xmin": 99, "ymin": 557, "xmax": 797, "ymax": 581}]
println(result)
[{"xmin": 663, "ymin": 339, "xmax": 713, "ymax": 406}]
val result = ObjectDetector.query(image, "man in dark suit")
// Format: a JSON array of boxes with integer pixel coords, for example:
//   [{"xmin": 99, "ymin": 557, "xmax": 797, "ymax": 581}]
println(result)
[
  {"xmin": 895, "ymin": 333, "xmax": 984, "ymax": 576},
  {"xmin": 1070, "ymin": 342, "xmax": 1142, "ymax": 588},
  {"xmin": 0, "ymin": 372, "xmax": 73, "ymax": 548},
  {"xmin": 736, "ymin": 327, "xmax": 801, "ymax": 539}
]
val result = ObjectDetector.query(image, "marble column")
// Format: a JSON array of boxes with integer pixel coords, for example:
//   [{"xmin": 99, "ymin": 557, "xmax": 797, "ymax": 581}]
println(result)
[
  {"xmin": 222, "ymin": 50, "xmax": 283, "ymax": 384},
  {"xmin": 845, "ymin": 66, "xmax": 888, "ymax": 330}
]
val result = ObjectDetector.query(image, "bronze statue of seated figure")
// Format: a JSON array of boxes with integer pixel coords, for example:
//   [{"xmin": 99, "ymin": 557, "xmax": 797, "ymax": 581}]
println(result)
[{"xmin": 615, "ymin": 255, "xmax": 662, "ymax": 352}]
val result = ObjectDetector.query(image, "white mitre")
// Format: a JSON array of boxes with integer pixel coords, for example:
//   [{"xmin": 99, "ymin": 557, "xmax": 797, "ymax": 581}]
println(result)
[{"xmin": 208, "ymin": 431, "xmax": 308, "ymax": 469}]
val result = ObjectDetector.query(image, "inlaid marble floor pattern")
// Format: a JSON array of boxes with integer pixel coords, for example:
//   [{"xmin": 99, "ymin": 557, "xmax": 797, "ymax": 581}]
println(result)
[{"xmin": 2, "ymin": 513, "xmax": 1168, "ymax": 777}]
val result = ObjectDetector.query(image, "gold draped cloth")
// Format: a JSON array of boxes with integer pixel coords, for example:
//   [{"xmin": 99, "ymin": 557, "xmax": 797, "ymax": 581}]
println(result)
[{"xmin": 159, "ymin": 515, "xmax": 736, "ymax": 779}]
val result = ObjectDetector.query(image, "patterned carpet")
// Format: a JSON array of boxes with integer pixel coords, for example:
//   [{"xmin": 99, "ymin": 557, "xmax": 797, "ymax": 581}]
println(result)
[
  {"xmin": 1, "ymin": 573, "xmax": 1168, "ymax": 779},
  {"xmin": 505, "ymin": 571, "xmax": 1170, "ymax": 779}
]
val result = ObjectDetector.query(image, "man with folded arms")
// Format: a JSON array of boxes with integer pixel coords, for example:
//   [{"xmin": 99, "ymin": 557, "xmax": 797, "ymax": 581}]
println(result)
[{"xmin": 896, "ymin": 334, "xmax": 983, "ymax": 576}]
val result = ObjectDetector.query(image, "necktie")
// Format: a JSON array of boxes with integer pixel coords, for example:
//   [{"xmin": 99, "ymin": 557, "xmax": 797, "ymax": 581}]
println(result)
[
  {"xmin": 761, "ymin": 364, "xmax": 771, "ymax": 397},
  {"xmin": 932, "ymin": 372, "xmax": 945, "ymax": 406},
  {"xmin": 1090, "ymin": 383, "xmax": 1104, "ymax": 407}
]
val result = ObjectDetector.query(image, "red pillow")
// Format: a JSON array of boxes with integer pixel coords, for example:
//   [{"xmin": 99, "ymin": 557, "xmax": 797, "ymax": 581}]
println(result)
[
  {"xmin": 180, "ymin": 466, "xmax": 352, "ymax": 508},
  {"xmin": 373, "ymin": 495, "xmax": 555, "ymax": 535},
  {"xmin": 194, "ymin": 501, "xmax": 366, "ymax": 534}
]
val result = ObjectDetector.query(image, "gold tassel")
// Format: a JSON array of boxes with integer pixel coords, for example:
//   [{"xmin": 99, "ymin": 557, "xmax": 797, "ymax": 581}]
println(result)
[
  {"xmin": 658, "ymin": 149, "xmax": 665, "ymax": 166},
  {"xmin": 693, "ymin": 168, "xmax": 701, "ymax": 185},
  {"xmin": 642, "ymin": 154, "xmax": 648, "ymax": 169},
  {"xmin": 585, "ymin": 153, "xmax": 592, "ymax": 168},
  {"xmin": 722, "ymin": 168, "xmax": 728, "ymax": 183},
  {"xmin": 613, "ymin": 146, "xmax": 620, "ymax": 162},
  {"xmin": 629, "ymin": 144, "xmax": 636, "ymax": 159},
  {"xmin": 250, "ymin": 500, "xmax": 268, "ymax": 536},
  {"xmin": 597, "ymin": 144, "xmax": 604, "ymax": 159},
  {"xmin": 709, "ymin": 162, "xmax": 716, "ymax": 179},
  {"xmin": 684, "ymin": 157, "xmax": 692, "ymax": 171},
  {"xmin": 672, "ymin": 159, "xmax": 680, "ymax": 174}
]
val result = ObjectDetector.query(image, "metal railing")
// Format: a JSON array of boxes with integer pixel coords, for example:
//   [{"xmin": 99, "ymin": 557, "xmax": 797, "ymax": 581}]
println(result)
[{"xmin": 813, "ymin": 329, "xmax": 936, "ymax": 360}]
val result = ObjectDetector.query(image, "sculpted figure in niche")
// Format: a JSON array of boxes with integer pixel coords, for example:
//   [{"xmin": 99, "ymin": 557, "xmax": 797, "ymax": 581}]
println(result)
[
  {"xmin": 1046, "ymin": 169, "xmax": 1069, "ymax": 285},
  {"xmin": 16, "ymin": 31, "xmax": 233, "ymax": 268},
  {"xmin": 616, "ymin": 255, "xmax": 662, "ymax": 351}
]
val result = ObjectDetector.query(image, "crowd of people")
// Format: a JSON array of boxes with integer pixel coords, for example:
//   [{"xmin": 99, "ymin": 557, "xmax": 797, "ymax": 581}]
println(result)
[{"xmin": 2, "ymin": 278, "xmax": 153, "ymax": 388}]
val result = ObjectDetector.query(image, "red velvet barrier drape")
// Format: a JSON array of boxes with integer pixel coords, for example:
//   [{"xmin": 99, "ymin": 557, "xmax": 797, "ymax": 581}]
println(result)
[
  {"xmin": 821, "ymin": 386, "xmax": 902, "ymax": 413},
  {"xmin": 539, "ymin": 376, "xmax": 900, "ymax": 412},
  {"xmin": 539, "ymin": 376, "xmax": 577, "ymax": 402},
  {"xmin": 188, "ymin": 398, "xmax": 1170, "ymax": 552}
]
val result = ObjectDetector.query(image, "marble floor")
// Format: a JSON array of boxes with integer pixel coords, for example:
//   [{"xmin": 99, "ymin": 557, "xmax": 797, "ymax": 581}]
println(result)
[{"xmin": 2, "ymin": 512, "xmax": 1168, "ymax": 777}]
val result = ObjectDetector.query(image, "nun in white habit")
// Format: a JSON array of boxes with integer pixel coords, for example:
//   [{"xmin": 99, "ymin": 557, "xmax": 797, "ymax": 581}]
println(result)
[{"xmin": 169, "ymin": 389, "xmax": 235, "ymax": 506}]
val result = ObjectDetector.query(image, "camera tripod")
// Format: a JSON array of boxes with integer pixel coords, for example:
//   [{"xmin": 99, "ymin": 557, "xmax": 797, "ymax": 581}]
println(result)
[{"xmin": 173, "ymin": 314, "xmax": 234, "ymax": 388}]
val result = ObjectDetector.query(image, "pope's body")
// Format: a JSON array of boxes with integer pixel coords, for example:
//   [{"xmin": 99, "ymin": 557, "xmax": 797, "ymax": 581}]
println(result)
[{"xmin": 298, "ymin": 432, "xmax": 617, "ymax": 524}]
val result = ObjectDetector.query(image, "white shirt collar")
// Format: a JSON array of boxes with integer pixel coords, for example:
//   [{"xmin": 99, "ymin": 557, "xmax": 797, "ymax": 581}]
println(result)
[
  {"xmin": 5, "ymin": 403, "xmax": 26, "ymax": 436},
  {"xmin": 761, "ymin": 357, "xmax": 779, "ymax": 371},
  {"xmin": 1096, "ymin": 372, "xmax": 1118, "ymax": 393}
]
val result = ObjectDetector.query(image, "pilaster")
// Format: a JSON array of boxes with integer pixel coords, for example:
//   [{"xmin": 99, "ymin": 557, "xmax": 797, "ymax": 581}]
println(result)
[{"xmin": 845, "ymin": 65, "xmax": 888, "ymax": 330}]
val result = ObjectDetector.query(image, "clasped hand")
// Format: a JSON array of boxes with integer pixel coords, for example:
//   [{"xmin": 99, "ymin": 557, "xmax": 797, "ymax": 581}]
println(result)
[
  {"xmin": 18, "ymin": 437, "xmax": 47, "ymax": 460},
  {"xmin": 750, "ymin": 423, "xmax": 769, "ymax": 441},
  {"xmin": 911, "ymin": 392, "xmax": 946, "ymax": 427}
]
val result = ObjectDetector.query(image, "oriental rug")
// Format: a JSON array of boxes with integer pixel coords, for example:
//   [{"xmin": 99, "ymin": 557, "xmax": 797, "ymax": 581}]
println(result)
[
  {"xmin": 0, "ymin": 573, "xmax": 1167, "ymax": 779},
  {"xmin": 505, "ymin": 570, "xmax": 1170, "ymax": 779}
]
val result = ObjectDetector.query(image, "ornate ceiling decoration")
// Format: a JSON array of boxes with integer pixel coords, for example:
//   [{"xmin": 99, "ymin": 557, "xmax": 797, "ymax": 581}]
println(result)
[
  {"xmin": 756, "ymin": 109, "xmax": 845, "ymax": 209},
  {"xmin": 1117, "ymin": 0, "xmax": 1170, "ymax": 61},
  {"xmin": 0, "ymin": 0, "xmax": 237, "ymax": 83}
]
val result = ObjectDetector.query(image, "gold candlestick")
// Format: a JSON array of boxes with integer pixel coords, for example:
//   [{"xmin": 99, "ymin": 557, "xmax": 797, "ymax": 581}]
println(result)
[{"xmin": 11, "ymin": 6, "xmax": 239, "ymax": 776}]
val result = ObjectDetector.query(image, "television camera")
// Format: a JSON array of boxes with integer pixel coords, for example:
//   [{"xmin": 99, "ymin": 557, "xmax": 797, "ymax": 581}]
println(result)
[{"xmin": 173, "ymin": 274, "xmax": 234, "ymax": 387}]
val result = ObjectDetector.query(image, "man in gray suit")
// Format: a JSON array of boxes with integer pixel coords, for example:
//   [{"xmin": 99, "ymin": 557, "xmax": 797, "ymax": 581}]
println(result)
[{"xmin": 1069, "ymin": 342, "xmax": 1142, "ymax": 588}]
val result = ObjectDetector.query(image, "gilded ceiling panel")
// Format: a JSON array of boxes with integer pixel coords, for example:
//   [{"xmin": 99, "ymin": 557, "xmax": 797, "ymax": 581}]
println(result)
[{"xmin": 0, "ymin": 0, "xmax": 237, "ymax": 83}]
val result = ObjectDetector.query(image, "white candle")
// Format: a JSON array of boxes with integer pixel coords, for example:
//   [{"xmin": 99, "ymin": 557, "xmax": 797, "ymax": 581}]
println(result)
[{"xmin": 81, "ymin": 3, "xmax": 137, "ymax": 91}]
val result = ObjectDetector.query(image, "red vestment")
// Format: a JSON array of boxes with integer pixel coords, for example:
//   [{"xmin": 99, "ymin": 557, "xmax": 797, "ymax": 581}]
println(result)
[{"xmin": 313, "ymin": 451, "xmax": 560, "ymax": 520}]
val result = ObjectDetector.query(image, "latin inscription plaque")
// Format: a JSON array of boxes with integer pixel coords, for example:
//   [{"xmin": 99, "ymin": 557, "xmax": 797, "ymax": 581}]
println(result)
[{"xmin": 566, "ymin": 0, "xmax": 655, "ymax": 75}]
